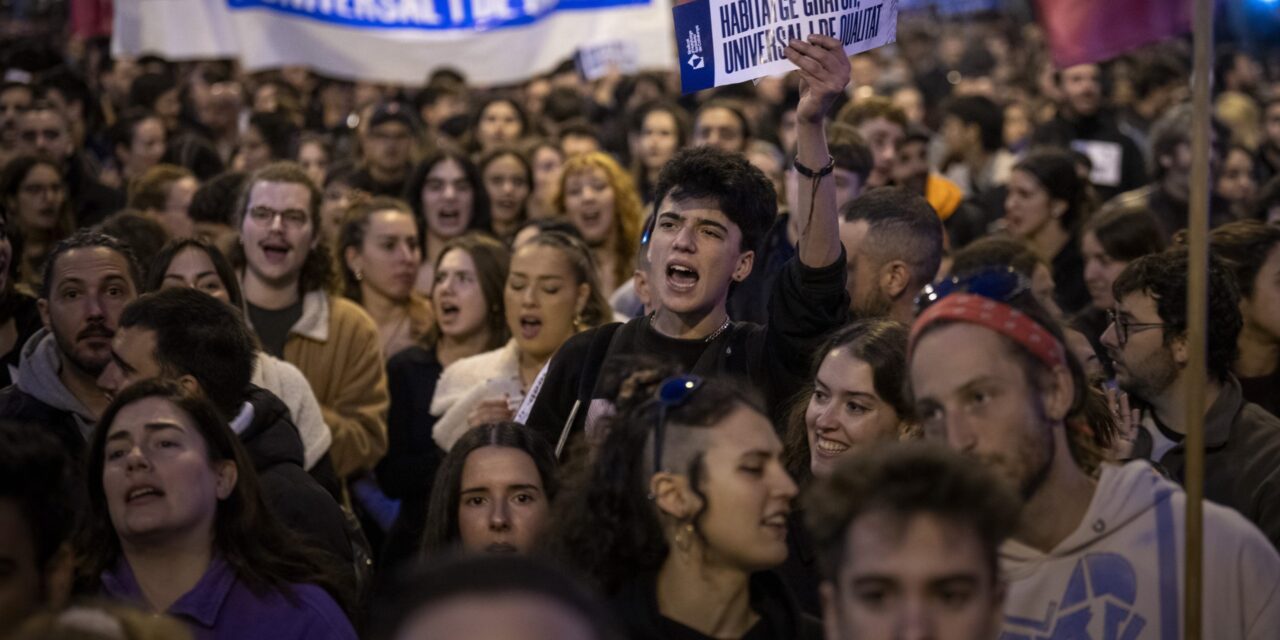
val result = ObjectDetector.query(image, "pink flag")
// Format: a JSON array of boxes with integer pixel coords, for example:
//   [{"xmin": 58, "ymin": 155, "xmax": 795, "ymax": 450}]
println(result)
[{"xmin": 1036, "ymin": 0, "xmax": 1194, "ymax": 68}]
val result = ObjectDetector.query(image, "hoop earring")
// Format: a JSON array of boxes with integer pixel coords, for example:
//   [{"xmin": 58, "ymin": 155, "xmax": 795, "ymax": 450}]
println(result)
[{"xmin": 674, "ymin": 522, "xmax": 695, "ymax": 553}]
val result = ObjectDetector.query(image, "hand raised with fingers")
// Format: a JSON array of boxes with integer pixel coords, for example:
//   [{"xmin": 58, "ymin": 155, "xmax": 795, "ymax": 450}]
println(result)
[{"xmin": 783, "ymin": 34, "xmax": 851, "ymax": 123}]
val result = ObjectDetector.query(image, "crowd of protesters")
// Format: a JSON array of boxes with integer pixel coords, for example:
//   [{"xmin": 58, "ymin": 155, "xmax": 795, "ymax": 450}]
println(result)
[{"xmin": 3, "ymin": 8, "xmax": 1280, "ymax": 640}]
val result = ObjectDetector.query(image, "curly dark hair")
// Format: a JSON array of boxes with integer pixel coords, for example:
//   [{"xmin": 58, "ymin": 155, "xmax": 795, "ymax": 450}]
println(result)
[
  {"xmin": 803, "ymin": 442, "xmax": 1020, "ymax": 584},
  {"xmin": 543, "ymin": 376, "xmax": 765, "ymax": 594},
  {"xmin": 79, "ymin": 379, "xmax": 353, "ymax": 616},
  {"xmin": 650, "ymin": 146, "xmax": 775, "ymax": 254},
  {"xmin": 420, "ymin": 422, "xmax": 558, "ymax": 555},
  {"xmin": 1112, "ymin": 248, "xmax": 1242, "ymax": 382}
]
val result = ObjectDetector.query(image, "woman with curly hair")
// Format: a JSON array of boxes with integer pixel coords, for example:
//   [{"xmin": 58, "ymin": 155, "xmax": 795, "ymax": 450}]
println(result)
[
  {"xmin": 554, "ymin": 151, "xmax": 644, "ymax": 295},
  {"xmin": 546, "ymin": 375, "xmax": 819, "ymax": 640}
]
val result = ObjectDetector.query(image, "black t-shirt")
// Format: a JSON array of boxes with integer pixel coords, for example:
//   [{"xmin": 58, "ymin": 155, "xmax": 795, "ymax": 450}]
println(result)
[
  {"xmin": 247, "ymin": 299, "xmax": 304, "ymax": 358},
  {"xmin": 523, "ymin": 252, "xmax": 849, "ymax": 446}
]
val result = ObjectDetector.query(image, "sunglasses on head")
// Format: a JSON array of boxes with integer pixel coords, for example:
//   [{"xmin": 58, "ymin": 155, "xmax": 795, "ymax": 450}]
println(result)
[
  {"xmin": 915, "ymin": 266, "xmax": 1030, "ymax": 316},
  {"xmin": 651, "ymin": 375, "xmax": 703, "ymax": 475}
]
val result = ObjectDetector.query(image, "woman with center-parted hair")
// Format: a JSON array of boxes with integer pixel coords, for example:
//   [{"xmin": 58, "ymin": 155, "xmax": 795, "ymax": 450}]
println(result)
[
  {"xmin": 376, "ymin": 232, "xmax": 512, "ymax": 570},
  {"xmin": 545, "ymin": 375, "xmax": 820, "ymax": 640},
  {"xmin": 81, "ymin": 379, "xmax": 356, "ymax": 639},
  {"xmin": 404, "ymin": 150, "xmax": 491, "ymax": 295},
  {"xmin": 420, "ymin": 422, "xmax": 557, "ymax": 557}
]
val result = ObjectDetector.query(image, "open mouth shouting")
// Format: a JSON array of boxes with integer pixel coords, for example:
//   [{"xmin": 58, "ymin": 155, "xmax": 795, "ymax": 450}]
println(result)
[
  {"xmin": 665, "ymin": 260, "xmax": 700, "ymax": 294},
  {"xmin": 438, "ymin": 299, "xmax": 461, "ymax": 324},
  {"xmin": 518, "ymin": 314, "xmax": 542, "ymax": 340},
  {"xmin": 260, "ymin": 238, "xmax": 293, "ymax": 265}
]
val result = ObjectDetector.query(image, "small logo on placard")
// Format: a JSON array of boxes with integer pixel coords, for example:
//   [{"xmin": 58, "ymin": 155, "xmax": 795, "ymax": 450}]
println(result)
[{"xmin": 685, "ymin": 25, "xmax": 704, "ymax": 69}]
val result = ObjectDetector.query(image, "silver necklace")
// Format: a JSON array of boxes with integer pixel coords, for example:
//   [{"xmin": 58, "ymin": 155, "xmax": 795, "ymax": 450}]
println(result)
[{"xmin": 649, "ymin": 313, "xmax": 733, "ymax": 343}]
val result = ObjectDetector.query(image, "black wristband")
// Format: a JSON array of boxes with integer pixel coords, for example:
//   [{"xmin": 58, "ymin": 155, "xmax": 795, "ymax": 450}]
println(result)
[{"xmin": 793, "ymin": 155, "xmax": 835, "ymax": 179}]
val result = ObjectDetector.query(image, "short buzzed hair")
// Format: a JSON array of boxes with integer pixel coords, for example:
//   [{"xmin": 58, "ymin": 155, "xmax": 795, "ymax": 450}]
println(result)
[
  {"xmin": 842, "ymin": 187, "xmax": 944, "ymax": 292},
  {"xmin": 805, "ymin": 442, "xmax": 1020, "ymax": 583}
]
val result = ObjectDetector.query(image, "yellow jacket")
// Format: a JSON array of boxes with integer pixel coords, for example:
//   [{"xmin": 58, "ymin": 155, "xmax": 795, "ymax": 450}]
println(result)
[
  {"xmin": 283, "ymin": 291, "xmax": 389, "ymax": 479},
  {"xmin": 925, "ymin": 173, "xmax": 964, "ymax": 221}
]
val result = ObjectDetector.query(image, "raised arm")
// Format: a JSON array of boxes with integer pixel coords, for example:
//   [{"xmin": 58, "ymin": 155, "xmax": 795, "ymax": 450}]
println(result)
[{"xmin": 784, "ymin": 34, "xmax": 851, "ymax": 269}]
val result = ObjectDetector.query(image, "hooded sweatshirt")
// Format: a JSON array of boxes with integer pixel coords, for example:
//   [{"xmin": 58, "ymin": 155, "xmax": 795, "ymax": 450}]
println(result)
[
  {"xmin": 1000, "ymin": 461, "xmax": 1280, "ymax": 640},
  {"xmin": 0, "ymin": 329, "xmax": 100, "ymax": 458}
]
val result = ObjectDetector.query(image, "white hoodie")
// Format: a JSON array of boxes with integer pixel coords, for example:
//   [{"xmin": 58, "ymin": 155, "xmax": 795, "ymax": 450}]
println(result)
[{"xmin": 1000, "ymin": 461, "xmax": 1280, "ymax": 640}]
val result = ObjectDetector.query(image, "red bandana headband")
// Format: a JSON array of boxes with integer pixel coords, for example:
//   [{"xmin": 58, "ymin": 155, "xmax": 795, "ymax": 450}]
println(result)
[{"xmin": 909, "ymin": 293, "xmax": 1067, "ymax": 370}]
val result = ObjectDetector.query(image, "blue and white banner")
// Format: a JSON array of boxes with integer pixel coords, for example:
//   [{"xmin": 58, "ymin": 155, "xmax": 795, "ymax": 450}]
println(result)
[
  {"xmin": 673, "ymin": 0, "xmax": 898, "ymax": 93},
  {"xmin": 114, "ymin": 0, "xmax": 675, "ymax": 86}
]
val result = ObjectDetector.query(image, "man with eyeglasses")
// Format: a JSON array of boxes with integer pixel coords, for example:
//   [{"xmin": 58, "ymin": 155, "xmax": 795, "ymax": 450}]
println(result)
[
  {"xmin": 1101, "ymin": 248, "xmax": 1280, "ymax": 549},
  {"xmin": 352, "ymin": 102, "xmax": 420, "ymax": 197},
  {"xmin": 15, "ymin": 100, "xmax": 121, "ymax": 227},
  {"xmin": 909, "ymin": 266, "xmax": 1280, "ymax": 638},
  {"xmin": 234, "ymin": 162, "xmax": 388, "ymax": 487}
]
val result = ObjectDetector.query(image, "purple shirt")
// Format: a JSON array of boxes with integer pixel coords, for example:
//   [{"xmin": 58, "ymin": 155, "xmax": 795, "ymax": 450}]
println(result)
[{"xmin": 101, "ymin": 555, "xmax": 356, "ymax": 640}]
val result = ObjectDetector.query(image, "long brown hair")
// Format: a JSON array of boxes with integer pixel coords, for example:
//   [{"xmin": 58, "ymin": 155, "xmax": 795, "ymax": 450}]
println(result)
[
  {"xmin": 422, "ymin": 232, "xmax": 511, "ymax": 352},
  {"xmin": 78, "ymin": 380, "xmax": 353, "ymax": 616}
]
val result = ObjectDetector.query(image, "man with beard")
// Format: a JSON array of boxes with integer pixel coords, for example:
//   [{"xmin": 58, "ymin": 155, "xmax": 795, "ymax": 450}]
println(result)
[
  {"xmin": 838, "ymin": 187, "xmax": 943, "ymax": 323},
  {"xmin": 908, "ymin": 271, "xmax": 1280, "ymax": 638},
  {"xmin": 233, "ymin": 162, "xmax": 388, "ymax": 484},
  {"xmin": 0, "ymin": 231, "xmax": 141, "ymax": 459},
  {"xmin": 1101, "ymin": 249, "xmax": 1280, "ymax": 549}
]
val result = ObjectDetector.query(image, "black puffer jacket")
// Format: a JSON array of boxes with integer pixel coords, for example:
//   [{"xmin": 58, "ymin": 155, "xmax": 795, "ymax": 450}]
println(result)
[{"xmin": 240, "ymin": 386, "xmax": 354, "ymax": 566}]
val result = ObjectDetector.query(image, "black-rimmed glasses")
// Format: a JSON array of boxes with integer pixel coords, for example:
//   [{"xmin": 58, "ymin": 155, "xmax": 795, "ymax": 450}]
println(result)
[{"xmin": 1107, "ymin": 309, "xmax": 1167, "ymax": 346}]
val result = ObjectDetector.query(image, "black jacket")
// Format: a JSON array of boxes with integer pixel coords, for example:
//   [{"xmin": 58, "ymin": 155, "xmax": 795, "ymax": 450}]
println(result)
[
  {"xmin": 375, "ymin": 345, "xmax": 445, "ymax": 570},
  {"xmin": 524, "ymin": 252, "xmax": 848, "ymax": 447},
  {"xmin": 0, "ymin": 385, "xmax": 87, "ymax": 460},
  {"xmin": 1030, "ymin": 111, "xmax": 1146, "ymax": 202},
  {"xmin": 240, "ymin": 386, "xmax": 354, "ymax": 566},
  {"xmin": 612, "ymin": 571, "xmax": 822, "ymax": 640},
  {"xmin": 1132, "ymin": 376, "xmax": 1280, "ymax": 550}
]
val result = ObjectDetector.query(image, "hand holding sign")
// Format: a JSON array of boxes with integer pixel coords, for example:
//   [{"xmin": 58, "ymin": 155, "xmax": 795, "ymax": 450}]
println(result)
[
  {"xmin": 673, "ymin": 0, "xmax": 896, "ymax": 93},
  {"xmin": 785, "ymin": 35, "xmax": 851, "ymax": 123}
]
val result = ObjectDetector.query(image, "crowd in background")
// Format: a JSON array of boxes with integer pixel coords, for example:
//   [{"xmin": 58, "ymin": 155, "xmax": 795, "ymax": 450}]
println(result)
[{"xmin": 3, "ymin": 5, "xmax": 1280, "ymax": 640}]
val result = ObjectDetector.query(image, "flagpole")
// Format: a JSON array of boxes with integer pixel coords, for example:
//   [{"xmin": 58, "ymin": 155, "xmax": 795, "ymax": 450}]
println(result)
[{"xmin": 1184, "ymin": 0, "xmax": 1212, "ymax": 636}]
